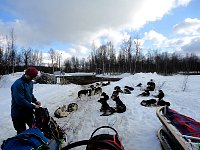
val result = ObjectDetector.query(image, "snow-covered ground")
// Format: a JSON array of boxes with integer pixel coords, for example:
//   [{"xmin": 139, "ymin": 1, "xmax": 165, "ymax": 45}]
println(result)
[{"xmin": 0, "ymin": 72, "xmax": 200, "ymax": 150}]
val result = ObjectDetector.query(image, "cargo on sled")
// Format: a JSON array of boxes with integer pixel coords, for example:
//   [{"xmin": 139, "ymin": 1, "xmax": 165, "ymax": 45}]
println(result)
[
  {"xmin": 1, "ymin": 107, "xmax": 65, "ymax": 150},
  {"xmin": 156, "ymin": 106, "xmax": 200, "ymax": 150}
]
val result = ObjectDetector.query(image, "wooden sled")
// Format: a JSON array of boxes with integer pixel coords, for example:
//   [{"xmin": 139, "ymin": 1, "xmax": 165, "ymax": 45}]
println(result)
[{"xmin": 156, "ymin": 106, "xmax": 200, "ymax": 150}]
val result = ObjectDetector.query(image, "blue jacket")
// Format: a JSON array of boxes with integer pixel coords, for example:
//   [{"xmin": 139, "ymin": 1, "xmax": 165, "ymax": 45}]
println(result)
[{"xmin": 11, "ymin": 75, "xmax": 37, "ymax": 118}]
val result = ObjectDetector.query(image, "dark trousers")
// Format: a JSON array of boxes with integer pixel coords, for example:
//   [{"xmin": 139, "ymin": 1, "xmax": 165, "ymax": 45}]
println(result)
[{"xmin": 12, "ymin": 117, "xmax": 33, "ymax": 134}]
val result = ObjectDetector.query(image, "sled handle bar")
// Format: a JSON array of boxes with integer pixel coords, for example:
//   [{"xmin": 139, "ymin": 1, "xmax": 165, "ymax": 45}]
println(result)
[
  {"xmin": 61, "ymin": 139, "xmax": 120, "ymax": 150},
  {"xmin": 90, "ymin": 126, "xmax": 118, "ymax": 138}
]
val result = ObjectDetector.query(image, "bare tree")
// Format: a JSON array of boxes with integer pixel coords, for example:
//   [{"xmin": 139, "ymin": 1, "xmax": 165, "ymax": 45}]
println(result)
[
  {"xmin": 71, "ymin": 56, "xmax": 79, "ymax": 72},
  {"xmin": 5, "ymin": 29, "xmax": 17, "ymax": 74},
  {"xmin": 90, "ymin": 41, "xmax": 97, "ymax": 72},
  {"xmin": 21, "ymin": 47, "xmax": 32, "ymax": 67},
  {"xmin": 31, "ymin": 49, "xmax": 40, "ymax": 66},
  {"xmin": 54, "ymin": 51, "xmax": 62, "ymax": 69},
  {"xmin": 10, "ymin": 29, "xmax": 17, "ymax": 74},
  {"xmin": 48, "ymin": 48, "xmax": 56, "ymax": 73},
  {"xmin": 117, "ymin": 50, "xmax": 126, "ymax": 73},
  {"xmin": 133, "ymin": 38, "xmax": 141, "ymax": 74},
  {"xmin": 107, "ymin": 41, "xmax": 115, "ymax": 74},
  {"xmin": 15, "ymin": 53, "xmax": 22, "ymax": 66},
  {"xmin": 97, "ymin": 44, "xmax": 107, "ymax": 74},
  {"xmin": 120, "ymin": 37, "xmax": 133, "ymax": 73},
  {"xmin": 38, "ymin": 51, "xmax": 43, "ymax": 66},
  {"xmin": 4, "ymin": 36, "xmax": 10, "ymax": 74},
  {"xmin": 0, "ymin": 47, "xmax": 3, "ymax": 75}
]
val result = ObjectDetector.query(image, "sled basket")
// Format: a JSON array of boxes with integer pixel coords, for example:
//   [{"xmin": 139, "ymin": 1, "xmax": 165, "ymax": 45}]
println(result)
[
  {"xmin": 1, "ymin": 128, "xmax": 61, "ymax": 150},
  {"xmin": 61, "ymin": 126, "xmax": 124, "ymax": 150},
  {"xmin": 156, "ymin": 106, "xmax": 200, "ymax": 150}
]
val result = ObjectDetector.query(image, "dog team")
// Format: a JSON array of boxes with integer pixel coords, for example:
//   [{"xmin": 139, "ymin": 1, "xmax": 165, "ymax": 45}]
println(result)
[
  {"xmin": 77, "ymin": 82, "xmax": 106, "ymax": 99},
  {"xmin": 55, "ymin": 79, "xmax": 170, "ymax": 118},
  {"xmin": 98, "ymin": 86, "xmax": 127, "ymax": 116},
  {"xmin": 138, "ymin": 79, "xmax": 170, "ymax": 107},
  {"xmin": 54, "ymin": 81, "xmax": 111, "ymax": 118},
  {"xmin": 77, "ymin": 82, "xmax": 127, "ymax": 116}
]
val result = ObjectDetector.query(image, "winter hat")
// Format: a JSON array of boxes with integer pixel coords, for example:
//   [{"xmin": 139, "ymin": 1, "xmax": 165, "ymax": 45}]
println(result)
[{"xmin": 25, "ymin": 67, "xmax": 38, "ymax": 77}]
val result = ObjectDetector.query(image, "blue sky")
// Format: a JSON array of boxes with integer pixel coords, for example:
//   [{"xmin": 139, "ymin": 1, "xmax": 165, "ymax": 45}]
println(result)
[
  {"xmin": 145, "ymin": 0, "xmax": 199, "ymax": 35},
  {"xmin": 0, "ymin": 0, "xmax": 200, "ymax": 63}
]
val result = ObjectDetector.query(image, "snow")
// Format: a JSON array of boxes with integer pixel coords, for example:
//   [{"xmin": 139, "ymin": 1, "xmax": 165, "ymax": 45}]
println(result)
[{"xmin": 0, "ymin": 72, "xmax": 200, "ymax": 150}]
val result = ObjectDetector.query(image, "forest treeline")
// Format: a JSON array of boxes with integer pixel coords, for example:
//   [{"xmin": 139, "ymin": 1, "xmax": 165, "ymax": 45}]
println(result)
[{"xmin": 0, "ymin": 30, "xmax": 200, "ymax": 75}]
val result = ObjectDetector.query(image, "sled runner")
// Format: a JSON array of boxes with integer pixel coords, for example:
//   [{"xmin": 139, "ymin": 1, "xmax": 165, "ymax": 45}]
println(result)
[
  {"xmin": 61, "ymin": 126, "xmax": 124, "ymax": 150},
  {"xmin": 156, "ymin": 106, "xmax": 200, "ymax": 150}
]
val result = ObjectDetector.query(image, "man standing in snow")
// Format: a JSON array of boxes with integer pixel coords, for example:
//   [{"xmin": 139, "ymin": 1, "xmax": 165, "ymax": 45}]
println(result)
[{"xmin": 11, "ymin": 67, "xmax": 41, "ymax": 134}]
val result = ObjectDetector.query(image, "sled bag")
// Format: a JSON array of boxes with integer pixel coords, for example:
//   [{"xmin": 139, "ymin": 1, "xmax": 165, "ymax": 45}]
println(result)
[
  {"xmin": 1, "ymin": 128, "xmax": 49, "ymax": 150},
  {"xmin": 62, "ymin": 126, "xmax": 124, "ymax": 150},
  {"xmin": 165, "ymin": 108, "xmax": 200, "ymax": 142},
  {"xmin": 33, "ymin": 107, "xmax": 65, "ymax": 142},
  {"xmin": 86, "ymin": 134, "xmax": 124, "ymax": 150},
  {"xmin": 86, "ymin": 126, "xmax": 124, "ymax": 150}
]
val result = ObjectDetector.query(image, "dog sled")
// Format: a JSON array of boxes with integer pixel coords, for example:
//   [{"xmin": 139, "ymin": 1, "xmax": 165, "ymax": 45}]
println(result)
[
  {"xmin": 156, "ymin": 106, "xmax": 200, "ymax": 150},
  {"xmin": 61, "ymin": 126, "xmax": 124, "ymax": 150},
  {"xmin": 1, "ymin": 128, "xmax": 61, "ymax": 150},
  {"xmin": 1, "ymin": 107, "xmax": 65, "ymax": 150}
]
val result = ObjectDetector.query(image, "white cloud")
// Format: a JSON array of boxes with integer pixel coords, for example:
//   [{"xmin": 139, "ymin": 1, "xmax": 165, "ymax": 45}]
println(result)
[
  {"xmin": 0, "ymin": 0, "xmax": 192, "ymax": 58},
  {"xmin": 0, "ymin": 35, "xmax": 7, "ymax": 48},
  {"xmin": 143, "ymin": 30, "xmax": 200, "ymax": 55},
  {"xmin": 144, "ymin": 30, "xmax": 167, "ymax": 45},
  {"xmin": 91, "ymin": 29, "xmax": 130, "ymax": 48},
  {"xmin": 42, "ymin": 53, "xmax": 51, "ymax": 64},
  {"xmin": 60, "ymin": 52, "xmax": 72, "ymax": 63},
  {"xmin": 173, "ymin": 18, "xmax": 200, "ymax": 35},
  {"xmin": 68, "ymin": 48, "xmax": 77, "ymax": 54},
  {"xmin": 70, "ymin": 45, "xmax": 89, "ymax": 56},
  {"xmin": 181, "ymin": 37, "xmax": 200, "ymax": 55},
  {"xmin": 42, "ymin": 50, "xmax": 71, "ymax": 64},
  {"xmin": 176, "ymin": 0, "xmax": 191, "ymax": 6}
]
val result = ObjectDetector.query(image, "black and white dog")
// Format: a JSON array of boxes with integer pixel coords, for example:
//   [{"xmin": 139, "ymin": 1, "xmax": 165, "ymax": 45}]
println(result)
[
  {"xmin": 114, "ymin": 86, "xmax": 123, "ymax": 93},
  {"xmin": 112, "ymin": 86, "xmax": 124, "ymax": 97},
  {"xmin": 140, "ymin": 99, "xmax": 170, "ymax": 107},
  {"xmin": 124, "ymin": 88, "xmax": 131, "ymax": 94},
  {"xmin": 140, "ymin": 99, "xmax": 157, "ymax": 107},
  {"xmin": 78, "ymin": 89, "xmax": 92, "ymax": 98},
  {"xmin": 67, "ymin": 103, "xmax": 78, "ymax": 112},
  {"xmin": 137, "ymin": 90, "xmax": 150, "ymax": 97},
  {"xmin": 93, "ymin": 87, "xmax": 102, "ymax": 95},
  {"xmin": 54, "ymin": 103, "xmax": 78, "ymax": 118},
  {"xmin": 136, "ymin": 83, "xmax": 142, "ymax": 87},
  {"xmin": 101, "ymin": 81, "xmax": 110, "ymax": 86},
  {"xmin": 157, "ymin": 100, "xmax": 170, "ymax": 106},
  {"xmin": 54, "ymin": 105, "xmax": 70, "ymax": 118},
  {"xmin": 98, "ymin": 92, "xmax": 115, "ymax": 116},
  {"xmin": 111, "ymin": 93, "xmax": 126, "ymax": 113},
  {"xmin": 124, "ymin": 86, "xmax": 134, "ymax": 91}
]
